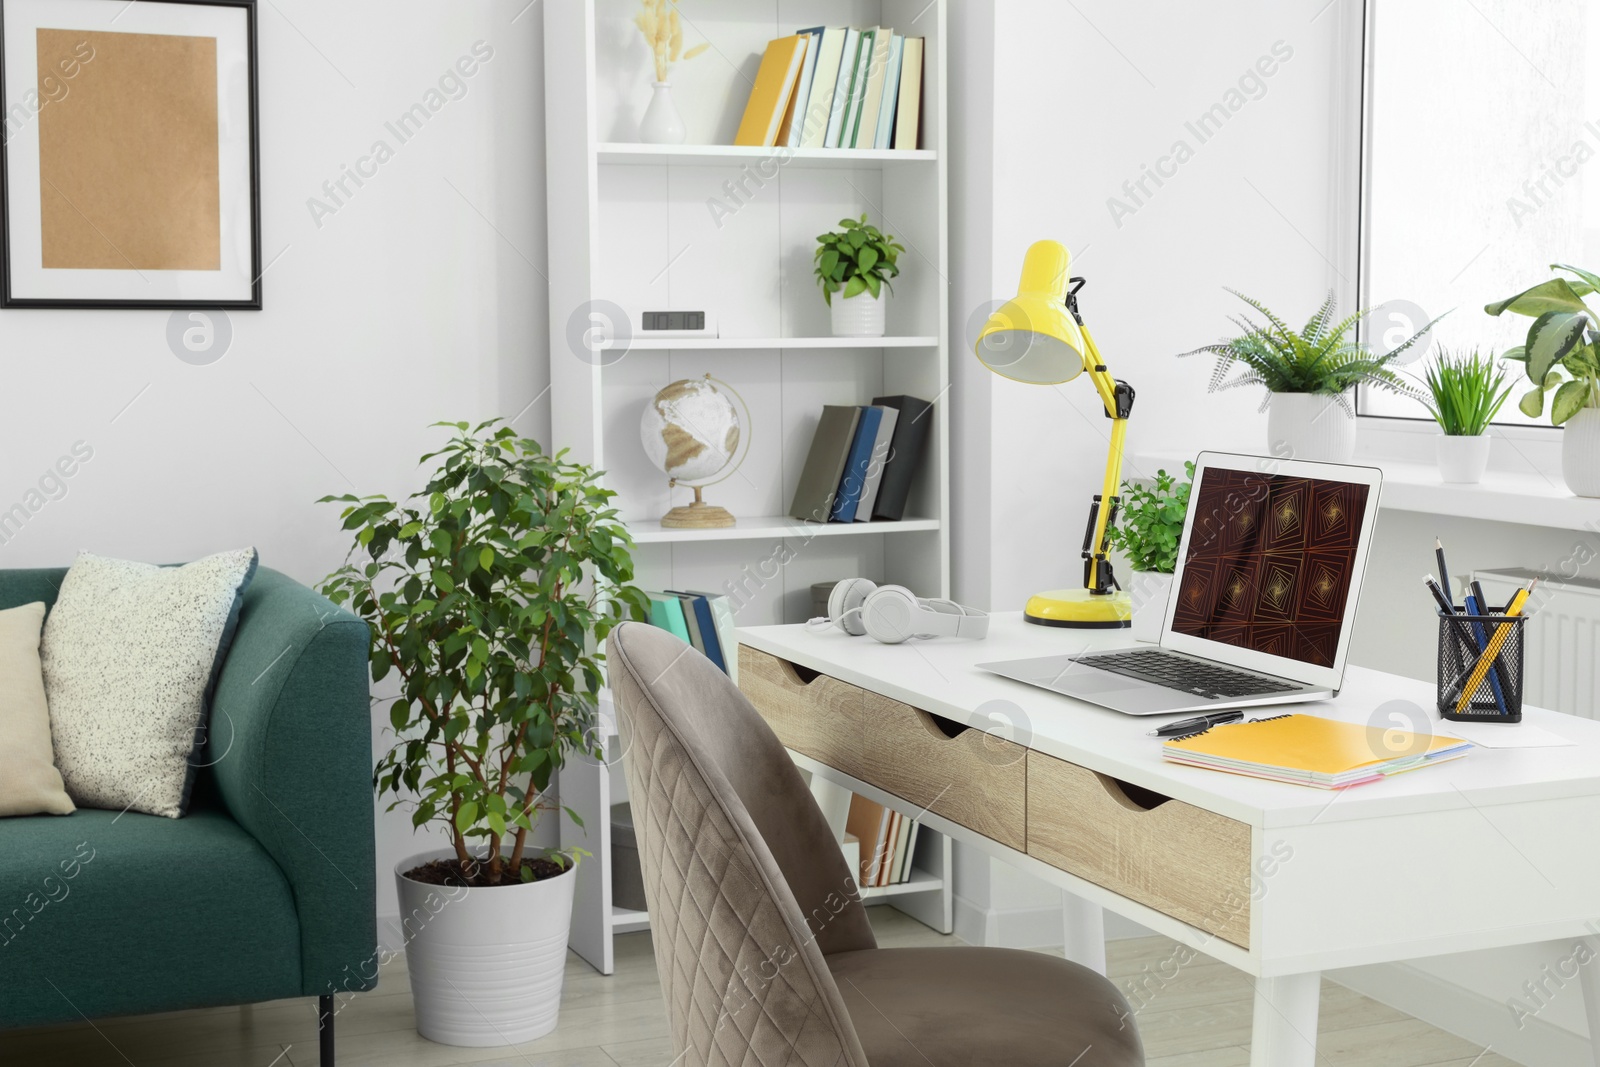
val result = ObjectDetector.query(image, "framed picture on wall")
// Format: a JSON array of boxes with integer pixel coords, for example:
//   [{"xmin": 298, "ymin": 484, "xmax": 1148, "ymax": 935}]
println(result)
[{"xmin": 0, "ymin": 0, "xmax": 260, "ymax": 309}]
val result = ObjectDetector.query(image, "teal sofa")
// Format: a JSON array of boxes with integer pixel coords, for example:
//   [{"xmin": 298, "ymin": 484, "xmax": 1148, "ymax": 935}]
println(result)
[{"xmin": 0, "ymin": 566, "xmax": 376, "ymax": 1062}]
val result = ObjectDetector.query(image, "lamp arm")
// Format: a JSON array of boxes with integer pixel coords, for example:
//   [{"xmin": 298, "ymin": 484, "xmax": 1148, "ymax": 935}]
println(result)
[{"xmin": 1077, "ymin": 325, "xmax": 1133, "ymax": 595}]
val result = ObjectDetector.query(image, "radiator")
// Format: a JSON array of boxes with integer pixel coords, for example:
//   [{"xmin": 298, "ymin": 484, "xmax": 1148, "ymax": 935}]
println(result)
[{"xmin": 1472, "ymin": 569, "xmax": 1600, "ymax": 720}]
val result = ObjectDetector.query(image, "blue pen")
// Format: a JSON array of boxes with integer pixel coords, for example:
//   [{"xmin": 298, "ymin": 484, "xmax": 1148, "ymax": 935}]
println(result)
[{"xmin": 1463, "ymin": 590, "xmax": 1509, "ymax": 716}]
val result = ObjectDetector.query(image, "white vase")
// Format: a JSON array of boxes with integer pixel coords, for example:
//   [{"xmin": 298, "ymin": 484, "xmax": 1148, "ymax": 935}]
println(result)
[
  {"xmin": 1266, "ymin": 393, "xmax": 1355, "ymax": 462},
  {"xmin": 1436, "ymin": 434, "xmax": 1491, "ymax": 484},
  {"xmin": 396, "ymin": 850, "xmax": 576, "ymax": 1047},
  {"xmin": 1563, "ymin": 407, "xmax": 1600, "ymax": 497},
  {"xmin": 639, "ymin": 81, "xmax": 685, "ymax": 144},
  {"xmin": 1127, "ymin": 571, "xmax": 1174, "ymax": 644},
  {"xmin": 830, "ymin": 289, "xmax": 886, "ymax": 337}
]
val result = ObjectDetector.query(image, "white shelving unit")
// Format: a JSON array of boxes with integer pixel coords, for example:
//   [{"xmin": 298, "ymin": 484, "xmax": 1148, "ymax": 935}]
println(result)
[{"xmin": 545, "ymin": 0, "xmax": 952, "ymax": 975}]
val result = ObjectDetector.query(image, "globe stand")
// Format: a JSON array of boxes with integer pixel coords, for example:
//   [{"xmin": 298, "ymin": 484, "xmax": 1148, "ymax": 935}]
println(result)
[{"xmin": 661, "ymin": 484, "xmax": 735, "ymax": 529}]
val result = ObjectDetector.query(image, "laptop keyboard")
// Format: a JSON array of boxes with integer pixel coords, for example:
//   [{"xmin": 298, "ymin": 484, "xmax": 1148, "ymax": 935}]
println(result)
[{"xmin": 1077, "ymin": 649, "xmax": 1297, "ymax": 699}]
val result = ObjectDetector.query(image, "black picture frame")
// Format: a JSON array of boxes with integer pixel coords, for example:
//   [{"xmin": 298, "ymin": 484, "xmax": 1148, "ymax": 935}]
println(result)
[{"xmin": 0, "ymin": 0, "xmax": 261, "ymax": 310}]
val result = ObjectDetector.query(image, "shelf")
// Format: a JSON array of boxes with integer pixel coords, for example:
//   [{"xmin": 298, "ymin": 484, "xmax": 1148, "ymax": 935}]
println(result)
[
  {"xmin": 859, "ymin": 867, "xmax": 944, "ymax": 900},
  {"xmin": 628, "ymin": 516, "xmax": 941, "ymax": 544},
  {"xmin": 597, "ymin": 143, "xmax": 938, "ymax": 168},
  {"xmin": 623, "ymin": 336, "xmax": 939, "ymax": 351},
  {"xmin": 611, "ymin": 905, "xmax": 651, "ymax": 935}
]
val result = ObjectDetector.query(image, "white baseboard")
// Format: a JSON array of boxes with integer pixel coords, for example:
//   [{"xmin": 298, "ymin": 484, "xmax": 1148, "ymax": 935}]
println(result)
[
  {"xmin": 953, "ymin": 896, "xmax": 1153, "ymax": 949},
  {"xmin": 1330, "ymin": 961, "xmax": 1588, "ymax": 1067}
]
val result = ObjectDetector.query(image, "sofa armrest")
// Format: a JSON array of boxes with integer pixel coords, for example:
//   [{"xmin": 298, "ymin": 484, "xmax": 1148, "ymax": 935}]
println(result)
[{"xmin": 207, "ymin": 567, "xmax": 377, "ymax": 997}]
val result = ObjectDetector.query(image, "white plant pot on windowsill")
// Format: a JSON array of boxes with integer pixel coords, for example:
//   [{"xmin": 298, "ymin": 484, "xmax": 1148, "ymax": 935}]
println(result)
[
  {"xmin": 396, "ymin": 849, "xmax": 576, "ymax": 1047},
  {"xmin": 1563, "ymin": 407, "xmax": 1600, "ymax": 497},
  {"xmin": 830, "ymin": 289, "xmax": 886, "ymax": 337},
  {"xmin": 1436, "ymin": 434, "xmax": 1491, "ymax": 484},
  {"xmin": 1266, "ymin": 392, "xmax": 1356, "ymax": 462},
  {"xmin": 1127, "ymin": 571, "xmax": 1174, "ymax": 644}
]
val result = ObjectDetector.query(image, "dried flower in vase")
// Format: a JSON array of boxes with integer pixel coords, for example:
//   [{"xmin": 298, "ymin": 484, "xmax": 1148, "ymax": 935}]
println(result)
[{"xmin": 633, "ymin": 0, "xmax": 708, "ymax": 83}]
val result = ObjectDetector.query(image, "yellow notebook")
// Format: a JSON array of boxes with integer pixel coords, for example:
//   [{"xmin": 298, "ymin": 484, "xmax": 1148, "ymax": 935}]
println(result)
[
  {"xmin": 735, "ymin": 36, "xmax": 809, "ymax": 147},
  {"xmin": 1162, "ymin": 713, "xmax": 1472, "ymax": 789}
]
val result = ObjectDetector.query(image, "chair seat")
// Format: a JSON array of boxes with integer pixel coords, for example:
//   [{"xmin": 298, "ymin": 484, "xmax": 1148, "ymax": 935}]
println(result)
[{"xmin": 828, "ymin": 946, "xmax": 1143, "ymax": 1067}]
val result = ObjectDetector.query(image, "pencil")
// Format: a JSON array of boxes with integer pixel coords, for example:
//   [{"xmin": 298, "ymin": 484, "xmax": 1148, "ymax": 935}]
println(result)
[{"xmin": 1452, "ymin": 583, "xmax": 1533, "ymax": 715}]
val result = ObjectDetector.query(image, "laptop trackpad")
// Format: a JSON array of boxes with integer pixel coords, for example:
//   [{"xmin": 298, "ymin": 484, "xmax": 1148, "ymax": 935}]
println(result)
[{"xmin": 1059, "ymin": 673, "xmax": 1143, "ymax": 695}]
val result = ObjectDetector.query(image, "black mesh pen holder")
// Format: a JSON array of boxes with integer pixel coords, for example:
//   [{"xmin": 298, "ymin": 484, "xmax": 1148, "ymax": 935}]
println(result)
[{"xmin": 1436, "ymin": 609, "xmax": 1526, "ymax": 722}]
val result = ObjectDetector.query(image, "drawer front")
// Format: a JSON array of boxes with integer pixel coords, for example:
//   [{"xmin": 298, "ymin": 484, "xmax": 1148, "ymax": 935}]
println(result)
[
  {"xmin": 739, "ymin": 647, "xmax": 1027, "ymax": 850},
  {"xmin": 1027, "ymin": 751, "xmax": 1253, "ymax": 948}
]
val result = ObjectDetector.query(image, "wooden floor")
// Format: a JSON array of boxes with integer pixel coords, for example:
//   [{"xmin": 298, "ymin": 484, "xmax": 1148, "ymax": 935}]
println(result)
[{"xmin": 10, "ymin": 908, "xmax": 1520, "ymax": 1067}]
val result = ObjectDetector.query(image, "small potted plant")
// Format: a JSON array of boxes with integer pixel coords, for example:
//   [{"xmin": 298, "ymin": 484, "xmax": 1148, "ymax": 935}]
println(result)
[
  {"xmin": 815, "ymin": 214, "xmax": 904, "ymax": 337},
  {"xmin": 1181, "ymin": 291, "xmax": 1435, "ymax": 461},
  {"xmin": 1106, "ymin": 463, "xmax": 1193, "ymax": 643},
  {"xmin": 1489, "ymin": 263, "xmax": 1600, "ymax": 496},
  {"xmin": 320, "ymin": 421, "xmax": 646, "ymax": 1047},
  {"xmin": 632, "ymin": 0, "xmax": 708, "ymax": 144},
  {"xmin": 1420, "ymin": 349, "xmax": 1510, "ymax": 484}
]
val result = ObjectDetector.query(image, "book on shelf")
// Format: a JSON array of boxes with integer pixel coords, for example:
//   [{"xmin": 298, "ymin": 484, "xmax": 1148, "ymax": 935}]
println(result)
[
  {"xmin": 845, "ymin": 793, "xmax": 893, "ymax": 887},
  {"xmin": 851, "ymin": 28, "xmax": 894, "ymax": 149},
  {"xmin": 665, "ymin": 590, "xmax": 727, "ymax": 674},
  {"xmin": 873, "ymin": 35, "xmax": 906, "ymax": 149},
  {"xmin": 734, "ymin": 35, "xmax": 809, "ymax": 148},
  {"xmin": 798, "ymin": 27, "xmax": 848, "ymax": 149},
  {"xmin": 895, "ymin": 37, "xmax": 925, "ymax": 150},
  {"xmin": 823, "ymin": 28, "xmax": 862, "ymax": 148},
  {"xmin": 842, "ymin": 794, "xmax": 921, "ymax": 888},
  {"xmin": 790, "ymin": 405, "xmax": 861, "ymax": 522},
  {"xmin": 791, "ymin": 398, "xmax": 933, "ymax": 524},
  {"xmin": 853, "ymin": 405, "xmax": 899, "ymax": 521},
  {"xmin": 645, "ymin": 592, "xmax": 690, "ymax": 642},
  {"xmin": 869, "ymin": 395, "xmax": 933, "ymax": 522},
  {"xmin": 829, "ymin": 405, "xmax": 885, "ymax": 522},
  {"xmin": 835, "ymin": 28, "xmax": 875, "ymax": 148},
  {"xmin": 781, "ymin": 27, "xmax": 826, "ymax": 148},
  {"xmin": 641, "ymin": 591, "xmax": 737, "ymax": 678}
]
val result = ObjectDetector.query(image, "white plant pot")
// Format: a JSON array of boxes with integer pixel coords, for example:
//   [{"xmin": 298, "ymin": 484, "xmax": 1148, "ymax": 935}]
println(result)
[
  {"xmin": 1127, "ymin": 571, "xmax": 1174, "ymax": 644},
  {"xmin": 639, "ymin": 81, "xmax": 686, "ymax": 144},
  {"xmin": 1436, "ymin": 434, "xmax": 1491, "ymax": 484},
  {"xmin": 1563, "ymin": 407, "xmax": 1600, "ymax": 498},
  {"xmin": 830, "ymin": 289, "xmax": 886, "ymax": 337},
  {"xmin": 395, "ymin": 849, "xmax": 576, "ymax": 1047},
  {"xmin": 1266, "ymin": 393, "xmax": 1355, "ymax": 462}
]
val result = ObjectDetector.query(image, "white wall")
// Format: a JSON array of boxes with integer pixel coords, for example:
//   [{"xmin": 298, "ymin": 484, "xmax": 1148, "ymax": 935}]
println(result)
[{"xmin": 0, "ymin": 1, "xmax": 554, "ymax": 921}]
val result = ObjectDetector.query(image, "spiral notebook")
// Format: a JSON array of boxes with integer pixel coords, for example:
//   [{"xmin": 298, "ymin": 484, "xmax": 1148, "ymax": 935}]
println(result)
[{"xmin": 1162, "ymin": 714, "xmax": 1473, "ymax": 789}]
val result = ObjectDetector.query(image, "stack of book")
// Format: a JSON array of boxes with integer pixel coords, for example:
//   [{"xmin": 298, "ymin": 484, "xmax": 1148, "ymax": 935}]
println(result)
[
  {"xmin": 845, "ymin": 794, "xmax": 921, "ymax": 888},
  {"xmin": 643, "ymin": 591, "xmax": 739, "ymax": 682},
  {"xmin": 789, "ymin": 395, "xmax": 932, "ymax": 524},
  {"xmin": 734, "ymin": 27, "xmax": 925, "ymax": 150}
]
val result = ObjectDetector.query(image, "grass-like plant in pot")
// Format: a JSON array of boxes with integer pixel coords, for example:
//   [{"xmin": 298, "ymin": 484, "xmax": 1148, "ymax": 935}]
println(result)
[
  {"xmin": 1181, "ymin": 290, "xmax": 1434, "ymax": 461},
  {"xmin": 815, "ymin": 213, "xmax": 904, "ymax": 338},
  {"xmin": 1487, "ymin": 263, "xmax": 1600, "ymax": 496},
  {"xmin": 319, "ymin": 420, "xmax": 646, "ymax": 1047},
  {"xmin": 1105, "ymin": 463, "xmax": 1193, "ymax": 643},
  {"xmin": 1420, "ymin": 349, "xmax": 1510, "ymax": 485}
]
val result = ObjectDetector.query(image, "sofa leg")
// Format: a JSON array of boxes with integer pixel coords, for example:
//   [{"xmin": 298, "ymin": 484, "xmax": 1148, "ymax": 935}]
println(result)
[{"xmin": 318, "ymin": 994, "xmax": 335, "ymax": 1065}]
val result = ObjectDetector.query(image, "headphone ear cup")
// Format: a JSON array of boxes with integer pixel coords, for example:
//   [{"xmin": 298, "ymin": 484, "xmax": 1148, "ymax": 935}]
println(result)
[
  {"xmin": 828, "ymin": 578, "xmax": 876, "ymax": 636},
  {"xmin": 861, "ymin": 584, "xmax": 921, "ymax": 644}
]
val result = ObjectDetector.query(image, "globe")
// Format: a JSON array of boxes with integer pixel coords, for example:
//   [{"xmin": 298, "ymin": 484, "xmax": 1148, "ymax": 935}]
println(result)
[{"xmin": 638, "ymin": 376, "xmax": 744, "ymax": 529}]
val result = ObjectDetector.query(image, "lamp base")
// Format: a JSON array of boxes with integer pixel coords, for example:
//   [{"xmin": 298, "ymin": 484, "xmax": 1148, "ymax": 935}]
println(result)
[{"xmin": 1024, "ymin": 588, "xmax": 1133, "ymax": 628}]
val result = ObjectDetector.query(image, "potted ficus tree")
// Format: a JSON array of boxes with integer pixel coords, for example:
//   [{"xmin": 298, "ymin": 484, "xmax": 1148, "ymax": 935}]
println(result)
[
  {"xmin": 1181, "ymin": 291, "xmax": 1435, "ymax": 461},
  {"xmin": 320, "ymin": 421, "xmax": 646, "ymax": 1048},
  {"xmin": 815, "ymin": 214, "xmax": 904, "ymax": 337},
  {"xmin": 1106, "ymin": 463, "xmax": 1193, "ymax": 643},
  {"xmin": 1488, "ymin": 263, "xmax": 1600, "ymax": 496}
]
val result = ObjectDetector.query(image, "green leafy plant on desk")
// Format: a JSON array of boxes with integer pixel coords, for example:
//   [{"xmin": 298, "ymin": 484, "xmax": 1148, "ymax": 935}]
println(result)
[
  {"xmin": 1107, "ymin": 462, "xmax": 1194, "ymax": 575},
  {"xmin": 1421, "ymin": 349, "xmax": 1510, "ymax": 436}
]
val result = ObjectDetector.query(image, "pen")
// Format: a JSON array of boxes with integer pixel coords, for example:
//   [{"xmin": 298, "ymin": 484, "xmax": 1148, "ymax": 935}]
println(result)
[
  {"xmin": 1149, "ymin": 710, "xmax": 1244, "ymax": 738},
  {"xmin": 1435, "ymin": 537, "xmax": 1451, "ymax": 598},
  {"xmin": 1424, "ymin": 575, "xmax": 1479, "ymax": 661}
]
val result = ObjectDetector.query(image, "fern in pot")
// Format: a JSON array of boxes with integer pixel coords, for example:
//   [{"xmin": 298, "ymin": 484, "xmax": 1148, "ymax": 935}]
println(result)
[
  {"xmin": 815, "ymin": 214, "xmax": 904, "ymax": 337},
  {"xmin": 1106, "ymin": 463, "xmax": 1193, "ymax": 643},
  {"xmin": 1421, "ymin": 349, "xmax": 1510, "ymax": 484},
  {"xmin": 1181, "ymin": 291, "xmax": 1434, "ymax": 461},
  {"xmin": 320, "ymin": 421, "xmax": 646, "ymax": 1047}
]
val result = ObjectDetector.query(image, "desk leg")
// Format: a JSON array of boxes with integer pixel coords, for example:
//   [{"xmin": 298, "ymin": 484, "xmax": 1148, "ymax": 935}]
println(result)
[
  {"xmin": 1250, "ymin": 972, "xmax": 1320, "ymax": 1067},
  {"xmin": 1060, "ymin": 891, "xmax": 1106, "ymax": 976},
  {"xmin": 1579, "ymin": 938, "xmax": 1600, "ymax": 1067}
]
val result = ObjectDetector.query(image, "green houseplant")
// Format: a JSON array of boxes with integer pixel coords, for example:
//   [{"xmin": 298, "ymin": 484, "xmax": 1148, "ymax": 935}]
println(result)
[
  {"xmin": 1487, "ymin": 263, "xmax": 1600, "ymax": 496},
  {"xmin": 1181, "ymin": 290, "xmax": 1435, "ymax": 461},
  {"xmin": 1420, "ymin": 349, "xmax": 1510, "ymax": 485},
  {"xmin": 1106, "ymin": 463, "xmax": 1193, "ymax": 643},
  {"xmin": 319, "ymin": 420, "xmax": 646, "ymax": 1046},
  {"xmin": 815, "ymin": 213, "xmax": 904, "ymax": 338}
]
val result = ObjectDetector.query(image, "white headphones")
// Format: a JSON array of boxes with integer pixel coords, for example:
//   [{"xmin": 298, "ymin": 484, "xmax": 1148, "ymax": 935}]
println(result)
[{"xmin": 808, "ymin": 578, "xmax": 989, "ymax": 645}]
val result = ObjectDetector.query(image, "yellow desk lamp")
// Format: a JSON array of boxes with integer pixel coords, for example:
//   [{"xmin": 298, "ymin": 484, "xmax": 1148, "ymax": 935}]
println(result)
[{"xmin": 975, "ymin": 239, "xmax": 1134, "ymax": 628}]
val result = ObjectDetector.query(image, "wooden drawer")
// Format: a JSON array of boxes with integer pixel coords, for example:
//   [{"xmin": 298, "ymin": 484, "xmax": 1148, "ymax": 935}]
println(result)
[
  {"xmin": 1027, "ymin": 751, "xmax": 1253, "ymax": 948},
  {"xmin": 740, "ymin": 646, "xmax": 1027, "ymax": 850}
]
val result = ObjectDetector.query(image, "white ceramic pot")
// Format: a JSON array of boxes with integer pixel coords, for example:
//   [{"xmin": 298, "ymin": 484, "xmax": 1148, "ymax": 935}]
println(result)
[
  {"xmin": 1266, "ymin": 393, "xmax": 1355, "ymax": 462},
  {"xmin": 1563, "ymin": 407, "xmax": 1600, "ymax": 497},
  {"xmin": 830, "ymin": 289, "xmax": 886, "ymax": 337},
  {"xmin": 1436, "ymin": 434, "xmax": 1491, "ymax": 484},
  {"xmin": 395, "ymin": 849, "xmax": 576, "ymax": 1047},
  {"xmin": 1127, "ymin": 571, "xmax": 1174, "ymax": 644},
  {"xmin": 639, "ymin": 81, "xmax": 686, "ymax": 144}
]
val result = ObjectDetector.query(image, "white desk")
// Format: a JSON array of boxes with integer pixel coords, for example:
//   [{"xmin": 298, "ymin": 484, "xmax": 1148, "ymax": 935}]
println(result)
[{"xmin": 737, "ymin": 614, "xmax": 1600, "ymax": 1067}]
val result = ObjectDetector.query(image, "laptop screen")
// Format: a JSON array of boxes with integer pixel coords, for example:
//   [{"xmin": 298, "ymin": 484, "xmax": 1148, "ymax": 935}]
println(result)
[{"xmin": 1169, "ymin": 466, "xmax": 1371, "ymax": 669}]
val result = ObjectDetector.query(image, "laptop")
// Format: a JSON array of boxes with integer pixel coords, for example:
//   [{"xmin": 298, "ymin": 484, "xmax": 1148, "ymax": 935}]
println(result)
[{"xmin": 977, "ymin": 452, "xmax": 1383, "ymax": 716}]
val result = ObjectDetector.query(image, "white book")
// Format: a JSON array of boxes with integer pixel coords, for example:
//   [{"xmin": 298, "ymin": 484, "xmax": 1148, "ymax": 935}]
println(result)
[
  {"xmin": 784, "ymin": 28, "xmax": 825, "ymax": 148},
  {"xmin": 823, "ymin": 28, "xmax": 862, "ymax": 148},
  {"xmin": 890, "ymin": 815, "xmax": 914, "ymax": 883},
  {"xmin": 801, "ymin": 27, "xmax": 848, "ymax": 149},
  {"xmin": 853, "ymin": 406, "xmax": 899, "ymax": 521},
  {"xmin": 900, "ymin": 821, "xmax": 921, "ymax": 883},
  {"xmin": 834, "ymin": 28, "xmax": 875, "ymax": 148},
  {"xmin": 874, "ymin": 35, "xmax": 905, "ymax": 149},
  {"xmin": 852, "ymin": 28, "xmax": 894, "ymax": 149}
]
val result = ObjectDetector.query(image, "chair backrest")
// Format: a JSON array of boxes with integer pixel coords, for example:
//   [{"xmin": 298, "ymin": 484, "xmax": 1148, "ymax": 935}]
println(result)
[{"xmin": 608, "ymin": 622, "xmax": 875, "ymax": 1067}]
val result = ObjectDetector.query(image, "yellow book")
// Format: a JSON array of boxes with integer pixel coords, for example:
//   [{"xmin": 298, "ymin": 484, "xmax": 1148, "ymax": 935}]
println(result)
[
  {"xmin": 735, "ymin": 35, "xmax": 809, "ymax": 148},
  {"xmin": 1162, "ymin": 713, "xmax": 1472, "ymax": 789}
]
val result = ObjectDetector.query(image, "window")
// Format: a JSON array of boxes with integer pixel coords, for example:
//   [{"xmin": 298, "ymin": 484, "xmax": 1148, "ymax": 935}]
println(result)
[{"xmin": 1358, "ymin": 0, "xmax": 1600, "ymax": 424}]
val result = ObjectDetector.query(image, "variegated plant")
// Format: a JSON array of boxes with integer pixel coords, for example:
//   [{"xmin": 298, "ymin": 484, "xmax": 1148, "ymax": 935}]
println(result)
[{"xmin": 1488, "ymin": 264, "xmax": 1600, "ymax": 425}]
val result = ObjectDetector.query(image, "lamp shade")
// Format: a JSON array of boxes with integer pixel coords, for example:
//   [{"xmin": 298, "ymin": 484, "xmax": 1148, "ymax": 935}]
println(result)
[{"xmin": 974, "ymin": 240, "xmax": 1088, "ymax": 385}]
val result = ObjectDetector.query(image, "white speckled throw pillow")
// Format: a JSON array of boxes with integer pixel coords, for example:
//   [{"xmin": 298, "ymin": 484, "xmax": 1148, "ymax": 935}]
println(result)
[{"xmin": 41, "ymin": 549, "xmax": 258, "ymax": 818}]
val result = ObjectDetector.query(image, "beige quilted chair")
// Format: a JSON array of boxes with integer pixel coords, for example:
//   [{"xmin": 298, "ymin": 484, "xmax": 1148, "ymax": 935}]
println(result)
[{"xmin": 607, "ymin": 621, "xmax": 1143, "ymax": 1067}]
